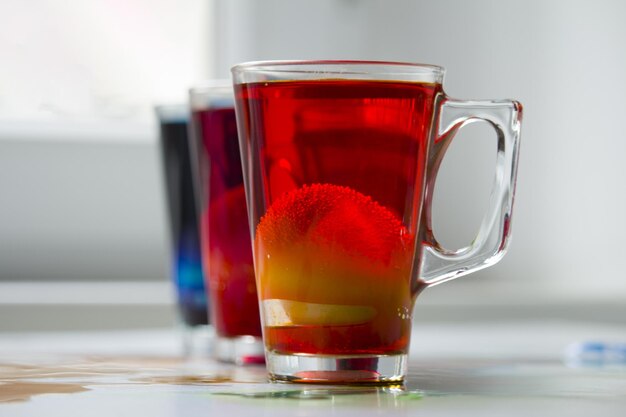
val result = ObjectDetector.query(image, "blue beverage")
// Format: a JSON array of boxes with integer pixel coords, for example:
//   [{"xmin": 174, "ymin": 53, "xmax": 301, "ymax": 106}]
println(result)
[{"xmin": 157, "ymin": 105, "xmax": 208, "ymax": 327}]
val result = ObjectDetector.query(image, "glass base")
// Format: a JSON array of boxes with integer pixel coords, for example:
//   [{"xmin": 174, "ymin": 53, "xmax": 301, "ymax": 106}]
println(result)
[
  {"xmin": 180, "ymin": 324, "xmax": 214, "ymax": 358},
  {"xmin": 214, "ymin": 335, "xmax": 265, "ymax": 365},
  {"xmin": 266, "ymin": 351, "xmax": 407, "ymax": 385}
]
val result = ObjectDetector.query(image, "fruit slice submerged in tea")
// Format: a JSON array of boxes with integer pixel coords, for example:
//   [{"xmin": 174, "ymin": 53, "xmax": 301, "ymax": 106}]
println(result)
[
  {"xmin": 263, "ymin": 299, "xmax": 376, "ymax": 327},
  {"xmin": 255, "ymin": 183, "xmax": 413, "ymax": 316}
]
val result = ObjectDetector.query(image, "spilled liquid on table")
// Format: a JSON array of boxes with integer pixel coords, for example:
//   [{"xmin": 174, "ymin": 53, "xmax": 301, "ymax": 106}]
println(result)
[{"xmin": 1, "ymin": 355, "xmax": 624, "ymax": 404}]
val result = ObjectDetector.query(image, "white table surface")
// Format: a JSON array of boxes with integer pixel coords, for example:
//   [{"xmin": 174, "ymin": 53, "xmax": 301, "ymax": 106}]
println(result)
[{"xmin": 1, "ymin": 321, "xmax": 625, "ymax": 416}]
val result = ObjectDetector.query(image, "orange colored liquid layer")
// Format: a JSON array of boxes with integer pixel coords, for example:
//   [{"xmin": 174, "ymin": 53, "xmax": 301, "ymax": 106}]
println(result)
[{"xmin": 256, "ymin": 184, "xmax": 414, "ymax": 355}]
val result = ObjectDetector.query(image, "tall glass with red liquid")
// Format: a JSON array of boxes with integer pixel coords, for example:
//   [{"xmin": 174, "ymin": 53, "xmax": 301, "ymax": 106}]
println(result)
[
  {"xmin": 189, "ymin": 82, "xmax": 263, "ymax": 364},
  {"xmin": 233, "ymin": 61, "xmax": 522, "ymax": 383}
]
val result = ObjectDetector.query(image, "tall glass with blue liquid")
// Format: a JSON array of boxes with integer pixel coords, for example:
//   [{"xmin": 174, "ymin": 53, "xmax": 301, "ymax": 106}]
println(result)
[{"xmin": 156, "ymin": 104, "xmax": 211, "ymax": 356}]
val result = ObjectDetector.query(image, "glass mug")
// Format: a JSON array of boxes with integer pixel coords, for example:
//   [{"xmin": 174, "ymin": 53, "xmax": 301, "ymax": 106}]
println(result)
[
  {"xmin": 189, "ymin": 82, "xmax": 264, "ymax": 364},
  {"xmin": 232, "ymin": 61, "xmax": 522, "ymax": 384}
]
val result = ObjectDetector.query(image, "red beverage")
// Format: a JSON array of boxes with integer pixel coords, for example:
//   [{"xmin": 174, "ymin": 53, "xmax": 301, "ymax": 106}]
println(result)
[
  {"xmin": 192, "ymin": 106, "xmax": 262, "ymax": 339},
  {"xmin": 234, "ymin": 60, "xmax": 521, "ymax": 384},
  {"xmin": 234, "ymin": 80, "xmax": 442, "ymax": 356}
]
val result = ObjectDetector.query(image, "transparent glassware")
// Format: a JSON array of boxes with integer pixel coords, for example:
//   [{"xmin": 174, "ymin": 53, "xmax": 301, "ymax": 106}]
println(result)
[
  {"xmin": 188, "ymin": 82, "xmax": 264, "ymax": 365},
  {"xmin": 232, "ymin": 60, "xmax": 522, "ymax": 384},
  {"xmin": 155, "ymin": 104, "xmax": 212, "ymax": 357}
]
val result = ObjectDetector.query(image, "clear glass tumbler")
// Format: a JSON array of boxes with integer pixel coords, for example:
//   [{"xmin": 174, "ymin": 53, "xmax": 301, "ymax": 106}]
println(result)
[
  {"xmin": 189, "ymin": 82, "xmax": 264, "ymax": 365},
  {"xmin": 156, "ymin": 104, "xmax": 211, "ymax": 356}
]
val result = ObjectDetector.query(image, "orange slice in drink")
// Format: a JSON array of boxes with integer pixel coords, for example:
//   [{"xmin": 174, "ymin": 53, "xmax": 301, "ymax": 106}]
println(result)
[{"xmin": 263, "ymin": 299, "xmax": 376, "ymax": 327}]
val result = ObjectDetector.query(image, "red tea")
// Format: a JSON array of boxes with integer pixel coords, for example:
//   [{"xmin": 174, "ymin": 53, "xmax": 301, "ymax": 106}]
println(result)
[
  {"xmin": 235, "ymin": 80, "xmax": 441, "ymax": 355},
  {"xmin": 192, "ymin": 107, "xmax": 262, "ymax": 339}
]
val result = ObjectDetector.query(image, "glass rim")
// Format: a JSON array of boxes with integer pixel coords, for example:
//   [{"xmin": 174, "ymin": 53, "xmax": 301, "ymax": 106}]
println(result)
[
  {"xmin": 231, "ymin": 60, "xmax": 445, "ymax": 83},
  {"xmin": 154, "ymin": 103, "xmax": 189, "ymax": 123},
  {"xmin": 189, "ymin": 79, "xmax": 232, "ymax": 97},
  {"xmin": 188, "ymin": 79, "xmax": 234, "ymax": 110}
]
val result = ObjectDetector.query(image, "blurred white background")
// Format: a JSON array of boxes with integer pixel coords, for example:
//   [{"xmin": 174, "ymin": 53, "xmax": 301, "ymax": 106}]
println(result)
[{"xmin": 1, "ymin": 0, "xmax": 625, "ymax": 331}]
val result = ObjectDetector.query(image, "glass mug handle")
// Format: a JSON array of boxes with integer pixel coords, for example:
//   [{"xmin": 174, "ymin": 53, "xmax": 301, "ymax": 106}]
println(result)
[{"xmin": 419, "ymin": 97, "xmax": 523, "ymax": 286}]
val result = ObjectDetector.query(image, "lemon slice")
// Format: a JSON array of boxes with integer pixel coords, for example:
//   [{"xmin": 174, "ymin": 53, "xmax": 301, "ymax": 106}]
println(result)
[{"xmin": 263, "ymin": 299, "xmax": 376, "ymax": 327}]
